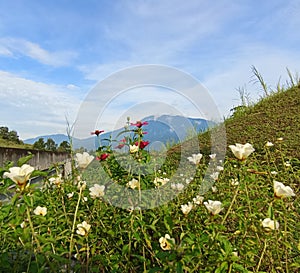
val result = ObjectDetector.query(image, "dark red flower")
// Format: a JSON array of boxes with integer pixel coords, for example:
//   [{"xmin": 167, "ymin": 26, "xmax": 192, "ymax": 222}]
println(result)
[
  {"xmin": 135, "ymin": 140, "xmax": 150, "ymax": 149},
  {"xmin": 96, "ymin": 153, "xmax": 110, "ymax": 161},
  {"xmin": 91, "ymin": 130, "xmax": 104, "ymax": 136},
  {"xmin": 131, "ymin": 121, "xmax": 148, "ymax": 128}
]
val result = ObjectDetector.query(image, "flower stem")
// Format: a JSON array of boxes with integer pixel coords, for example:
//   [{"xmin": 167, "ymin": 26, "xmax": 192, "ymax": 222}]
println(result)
[
  {"xmin": 221, "ymin": 186, "xmax": 239, "ymax": 225},
  {"xmin": 69, "ymin": 187, "xmax": 83, "ymax": 262},
  {"xmin": 256, "ymin": 239, "xmax": 267, "ymax": 272}
]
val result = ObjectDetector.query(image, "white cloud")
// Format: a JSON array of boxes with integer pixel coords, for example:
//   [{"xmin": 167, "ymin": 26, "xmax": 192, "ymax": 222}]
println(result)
[
  {"xmin": 0, "ymin": 71, "xmax": 81, "ymax": 139},
  {"xmin": 0, "ymin": 37, "xmax": 77, "ymax": 66}
]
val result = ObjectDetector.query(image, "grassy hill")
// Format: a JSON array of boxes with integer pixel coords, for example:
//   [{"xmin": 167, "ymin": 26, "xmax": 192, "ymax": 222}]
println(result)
[
  {"xmin": 0, "ymin": 137, "xmax": 33, "ymax": 149},
  {"xmin": 167, "ymin": 84, "xmax": 300, "ymax": 161},
  {"xmin": 225, "ymin": 85, "xmax": 300, "ymax": 158}
]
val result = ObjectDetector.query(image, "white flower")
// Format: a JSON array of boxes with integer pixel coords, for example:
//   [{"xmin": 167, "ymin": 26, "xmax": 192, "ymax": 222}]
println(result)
[
  {"xmin": 232, "ymin": 251, "xmax": 238, "ymax": 257},
  {"xmin": 270, "ymin": 171, "xmax": 278, "ymax": 175},
  {"xmin": 89, "ymin": 184, "xmax": 105, "ymax": 199},
  {"xmin": 129, "ymin": 144, "xmax": 139, "ymax": 153},
  {"xmin": 187, "ymin": 153, "xmax": 203, "ymax": 164},
  {"xmin": 265, "ymin": 141, "xmax": 274, "ymax": 147},
  {"xmin": 154, "ymin": 177, "xmax": 169, "ymax": 187},
  {"xmin": 231, "ymin": 179, "xmax": 239, "ymax": 186},
  {"xmin": 204, "ymin": 200, "xmax": 223, "ymax": 215},
  {"xmin": 75, "ymin": 152, "xmax": 94, "ymax": 169},
  {"xmin": 216, "ymin": 166, "xmax": 224, "ymax": 171},
  {"xmin": 228, "ymin": 143, "xmax": 255, "ymax": 160},
  {"xmin": 67, "ymin": 192, "xmax": 74, "ymax": 199},
  {"xmin": 33, "ymin": 206, "xmax": 47, "ymax": 216},
  {"xmin": 171, "ymin": 183, "xmax": 184, "ymax": 191},
  {"xmin": 77, "ymin": 180, "xmax": 87, "ymax": 190},
  {"xmin": 211, "ymin": 186, "xmax": 217, "ymax": 193},
  {"xmin": 284, "ymin": 161, "xmax": 291, "ymax": 167},
  {"xmin": 274, "ymin": 181, "xmax": 295, "ymax": 198},
  {"xmin": 277, "ymin": 137, "xmax": 284, "ymax": 141},
  {"xmin": 76, "ymin": 221, "xmax": 91, "ymax": 236},
  {"xmin": 4, "ymin": 164, "xmax": 34, "ymax": 190},
  {"xmin": 261, "ymin": 218, "xmax": 279, "ymax": 230},
  {"xmin": 193, "ymin": 195, "xmax": 204, "ymax": 205},
  {"xmin": 159, "ymin": 234, "xmax": 175, "ymax": 250},
  {"xmin": 181, "ymin": 202, "xmax": 193, "ymax": 215},
  {"xmin": 127, "ymin": 178, "xmax": 140, "ymax": 189},
  {"xmin": 210, "ymin": 172, "xmax": 219, "ymax": 181},
  {"xmin": 49, "ymin": 174, "xmax": 63, "ymax": 187},
  {"xmin": 209, "ymin": 153, "xmax": 216, "ymax": 160},
  {"xmin": 185, "ymin": 178, "xmax": 192, "ymax": 184},
  {"xmin": 20, "ymin": 221, "xmax": 26, "ymax": 228}
]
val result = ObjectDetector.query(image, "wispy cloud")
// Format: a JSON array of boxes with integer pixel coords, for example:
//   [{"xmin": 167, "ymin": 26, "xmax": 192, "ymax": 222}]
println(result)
[
  {"xmin": 0, "ymin": 37, "xmax": 77, "ymax": 66},
  {"xmin": 0, "ymin": 71, "xmax": 81, "ymax": 139}
]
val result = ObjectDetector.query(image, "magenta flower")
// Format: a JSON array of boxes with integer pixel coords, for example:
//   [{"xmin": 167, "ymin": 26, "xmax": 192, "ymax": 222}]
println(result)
[
  {"xmin": 115, "ymin": 138, "xmax": 126, "ymax": 149},
  {"xmin": 131, "ymin": 121, "xmax": 148, "ymax": 128}
]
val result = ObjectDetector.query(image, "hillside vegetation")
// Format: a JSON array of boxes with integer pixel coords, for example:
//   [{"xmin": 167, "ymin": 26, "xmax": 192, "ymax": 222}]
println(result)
[
  {"xmin": 167, "ymin": 84, "xmax": 300, "ymax": 163},
  {"xmin": 0, "ymin": 72, "xmax": 299, "ymax": 272},
  {"xmin": 225, "ymin": 85, "xmax": 300, "ymax": 158}
]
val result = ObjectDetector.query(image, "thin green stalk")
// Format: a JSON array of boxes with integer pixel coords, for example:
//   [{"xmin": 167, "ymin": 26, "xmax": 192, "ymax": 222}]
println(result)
[
  {"xmin": 256, "ymin": 239, "xmax": 267, "ymax": 272},
  {"xmin": 221, "ymin": 186, "xmax": 239, "ymax": 225},
  {"xmin": 26, "ymin": 207, "xmax": 41, "ymax": 252},
  {"xmin": 69, "ymin": 187, "xmax": 83, "ymax": 262}
]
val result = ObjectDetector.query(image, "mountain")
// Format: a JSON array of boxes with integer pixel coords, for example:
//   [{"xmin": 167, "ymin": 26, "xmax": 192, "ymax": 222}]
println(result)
[
  {"xmin": 25, "ymin": 115, "xmax": 211, "ymax": 151},
  {"xmin": 24, "ymin": 134, "xmax": 70, "ymax": 145}
]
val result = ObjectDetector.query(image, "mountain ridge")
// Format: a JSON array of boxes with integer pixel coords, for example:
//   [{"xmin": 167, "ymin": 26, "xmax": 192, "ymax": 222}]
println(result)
[{"xmin": 24, "ymin": 115, "xmax": 211, "ymax": 151}]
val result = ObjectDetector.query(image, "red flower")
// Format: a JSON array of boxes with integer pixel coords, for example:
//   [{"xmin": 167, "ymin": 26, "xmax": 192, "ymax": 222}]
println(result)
[
  {"xmin": 91, "ymin": 130, "xmax": 104, "ymax": 136},
  {"xmin": 131, "ymin": 121, "xmax": 148, "ymax": 128},
  {"xmin": 115, "ymin": 138, "xmax": 126, "ymax": 149},
  {"xmin": 96, "ymin": 153, "xmax": 110, "ymax": 161},
  {"xmin": 135, "ymin": 140, "xmax": 150, "ymax": 149}
]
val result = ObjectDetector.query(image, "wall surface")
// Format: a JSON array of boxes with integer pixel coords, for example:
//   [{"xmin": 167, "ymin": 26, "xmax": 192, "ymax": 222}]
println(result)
[{"xmin": 0, "ymin": 147, "xmax": 71, "ymax": 170}]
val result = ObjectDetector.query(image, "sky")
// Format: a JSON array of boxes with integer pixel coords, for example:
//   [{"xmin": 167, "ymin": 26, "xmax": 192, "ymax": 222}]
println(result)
[{"xmin": 0, "ymin": 0, "xmax": 299, "ymax": 139}]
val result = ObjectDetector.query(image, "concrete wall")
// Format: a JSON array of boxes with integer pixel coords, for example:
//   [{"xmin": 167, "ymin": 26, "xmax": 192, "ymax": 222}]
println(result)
[{"xmin": 0, "ymin": 147, "xmax": 71, "ymax": 170}]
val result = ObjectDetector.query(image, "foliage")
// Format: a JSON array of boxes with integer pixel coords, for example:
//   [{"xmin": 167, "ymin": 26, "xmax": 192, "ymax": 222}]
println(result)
[
  {"xmin": 0, "ymin": 126, "xmax": 23, "ymax": 144},
  {"xmin": 0, "ymin": 74, "xmax": 299, "ymax": 272},
  {"xmin": 1, "ymin": 118, "xmax": 299, "ymax": 272}
]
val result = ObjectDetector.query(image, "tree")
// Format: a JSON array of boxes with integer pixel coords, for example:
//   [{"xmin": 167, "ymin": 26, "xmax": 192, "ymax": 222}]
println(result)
[
  {"xmin": 0, "ymin": 127, "xmax": 9, "ymax": 139},
  {"xmin": 57, "ymin": 141, "xmax": 71, "ymax": 152},
  {"xmin": 33, "ymin": 138, "xmax": 46, "ymax": 150},
  {"xmin": 0, "ymin": 126, "xmax": 22, "ymax": 144},
  {"xmin": 45, "ymin": 138, "xmax": 57, "ymax": 151}
]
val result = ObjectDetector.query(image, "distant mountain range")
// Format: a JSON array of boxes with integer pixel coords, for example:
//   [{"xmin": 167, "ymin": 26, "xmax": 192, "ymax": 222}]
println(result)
[{"xmin": 24, "ymin": 115, "xmax": 212, "ymax": 151}]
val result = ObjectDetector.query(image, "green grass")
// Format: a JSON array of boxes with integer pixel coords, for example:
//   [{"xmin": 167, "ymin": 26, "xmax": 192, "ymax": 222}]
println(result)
[
  {"xmin": 0, "ymin": 138, "xmax": 33, "ymax": 149},
  {"xmin": 0, "ymin": 84, "xmax": 299, "ymax": 272}
]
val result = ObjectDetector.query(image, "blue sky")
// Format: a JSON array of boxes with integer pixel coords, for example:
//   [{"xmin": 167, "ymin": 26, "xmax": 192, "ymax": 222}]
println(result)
[{"xmin": 0, "ymin": 0, "xmax": 299, "ymax": 139}]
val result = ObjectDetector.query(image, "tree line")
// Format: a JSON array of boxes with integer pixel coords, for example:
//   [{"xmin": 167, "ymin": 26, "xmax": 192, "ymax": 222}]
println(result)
[
  {"xmin": 32, "ymin": 138, "xmax": 71, "ymax": 152},
  {"xmin": 0, "ymin": 126, "xmax": 70, "ymax": 152}
]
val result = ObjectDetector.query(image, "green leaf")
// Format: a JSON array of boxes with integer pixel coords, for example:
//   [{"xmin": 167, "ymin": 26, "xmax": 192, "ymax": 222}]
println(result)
[
  {"xmin": 17, "ymin": 153, "xmax": 34, "ymax": 167},
  {"xmin": 267, "ymin": 204, "xmax": 274, "ymax": 219},
  {"xmin": 176, "ymin": 261, "xmax": 183, "ymax": 273}
]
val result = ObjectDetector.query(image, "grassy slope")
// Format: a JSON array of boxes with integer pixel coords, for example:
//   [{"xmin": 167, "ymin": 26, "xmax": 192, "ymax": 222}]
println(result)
[
  {"xmin": 167, "ymin": 85, "xmax": 300, "ymax": 161},
  {"xmin": 224, "ymin": 85, "xmax": 300, "ymax": 158},
  {"xmin": 0, "ymin": 138, "xmax": 33, "ymax": 149}
]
